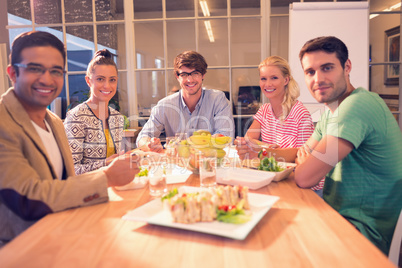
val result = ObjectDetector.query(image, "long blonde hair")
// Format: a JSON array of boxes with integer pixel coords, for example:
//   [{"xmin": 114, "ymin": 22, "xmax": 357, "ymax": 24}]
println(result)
[{"xmin": 258, "ymin": 56, "xmax": 300, "ymax": 121}]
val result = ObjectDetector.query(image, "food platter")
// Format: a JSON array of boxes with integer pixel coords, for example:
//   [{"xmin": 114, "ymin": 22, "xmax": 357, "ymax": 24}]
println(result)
[{"xmin": 122, "ymin": 186, "xmax": 279, "ymax": 240}]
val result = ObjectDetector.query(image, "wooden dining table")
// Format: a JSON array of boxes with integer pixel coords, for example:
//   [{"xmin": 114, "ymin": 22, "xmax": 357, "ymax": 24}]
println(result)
[{"xmin": 0, "ymin": 173, "xmax": 395, "ymax": 268}]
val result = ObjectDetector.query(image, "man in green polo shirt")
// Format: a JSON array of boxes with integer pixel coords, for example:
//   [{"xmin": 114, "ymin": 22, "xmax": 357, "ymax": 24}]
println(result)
[{"xmin": 294, "ymin": 36, "xmax": 402, "ymax": 255}]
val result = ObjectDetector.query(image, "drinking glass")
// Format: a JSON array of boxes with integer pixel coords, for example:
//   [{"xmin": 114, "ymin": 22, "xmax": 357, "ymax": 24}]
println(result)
[
  {"xmin": 147, "ymin": 157, "xmax": 168, "ymax": 197},
  {"xmin": 175, "ymin": 132, "xmax": 188, "ymax": 142},
  {"xmin": 199, "ymin": 151, "xmax": 217, "ymax": 188}
]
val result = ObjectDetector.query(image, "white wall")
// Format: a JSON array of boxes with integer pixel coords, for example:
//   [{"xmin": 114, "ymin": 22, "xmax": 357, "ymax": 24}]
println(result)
[{"xmin": 289, "ymin": 2, "xmax": 369, "ymax": 110}]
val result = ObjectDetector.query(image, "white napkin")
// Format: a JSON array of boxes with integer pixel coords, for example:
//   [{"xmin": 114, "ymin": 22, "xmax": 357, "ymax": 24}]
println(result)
[
  {"xmin": 115, "ymin": 177, "xmax": 149, "ymax": 191},
  {"xmin": 166, "ymin": 165, "xmax": 192, "ymax": 184},
  {"xmin": 114, "ymin": 165, "xmax": 191, "ymax": 190}
]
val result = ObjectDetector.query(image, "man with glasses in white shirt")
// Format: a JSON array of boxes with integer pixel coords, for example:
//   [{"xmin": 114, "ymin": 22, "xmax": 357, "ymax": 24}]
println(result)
[
  {"xmin": 137, "ymin": 51, "xmax": 235, "ymax": 152},
  {"xmin": 0, "ymin": 31, "xmax": 139, "ymax": 246}
]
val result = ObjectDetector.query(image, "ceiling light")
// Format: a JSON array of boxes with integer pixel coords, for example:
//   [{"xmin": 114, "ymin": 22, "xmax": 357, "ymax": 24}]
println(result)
[
  {"xmin": 370, "ymin": 2, "xmax": 401, "ymax": 19},
  {"xmin": 200, "ymin": 0, "xmax": 210, "ymax": 17},
  {"xmin": 204, "ymin": 21, "xmax": 215, "ymax": 43}
]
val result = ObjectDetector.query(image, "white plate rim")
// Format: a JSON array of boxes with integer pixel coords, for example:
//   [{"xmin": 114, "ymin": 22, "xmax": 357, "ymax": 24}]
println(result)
[{"xmin": 122, "ymin": 186, "xmax": 279, "ymax": 240}]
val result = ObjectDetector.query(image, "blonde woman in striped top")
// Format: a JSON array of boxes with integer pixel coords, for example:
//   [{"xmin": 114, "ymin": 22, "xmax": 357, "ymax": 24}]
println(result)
[{"xmin": 235, "ymin": 56, "xmax": 324, "ymax": 193}]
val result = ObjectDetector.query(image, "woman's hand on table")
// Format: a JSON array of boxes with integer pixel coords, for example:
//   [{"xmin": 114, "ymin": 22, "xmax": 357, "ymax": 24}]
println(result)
[{"xmin": 234, "ymin": 137, "xmax": 260, "ymax": 160}]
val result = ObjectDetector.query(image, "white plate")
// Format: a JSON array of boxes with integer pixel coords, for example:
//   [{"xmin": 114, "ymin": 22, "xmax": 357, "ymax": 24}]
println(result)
[
  {"xmin": 122, "ymin": 186, "xmax": 279, "ymax": 240},
  {"xmin": 216, "ymin": 168, "xmax": 276, "ymax": 190}
]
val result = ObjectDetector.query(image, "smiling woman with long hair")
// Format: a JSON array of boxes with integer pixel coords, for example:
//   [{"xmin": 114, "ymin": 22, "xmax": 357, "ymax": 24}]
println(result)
[
  {"xmin": 234, "ymin": 56, "xmax": 324, "ymax": 194},
  {"xmin": 64, "ymin": 49, "xmax": 125, "ymax": 175}
]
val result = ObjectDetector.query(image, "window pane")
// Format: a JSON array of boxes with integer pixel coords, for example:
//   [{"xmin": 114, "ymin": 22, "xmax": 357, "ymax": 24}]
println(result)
[
  {"xmin": 64, "ymin": 0, "xmax": 92, "ymax": 23},
  {"xmin": 271, "ymin": 5, "xmax": 290, "ymax": 15},
  {"xmin": 33, "ymin": 0, "xmax": 62, "ymax": 24},
  {"xmin": 167, "ymin": 71, "xmax": 180, "ymax": 95},
  {"xmin": 167, "ymin": 20, "xmax": 196, "ymax": 68},
  {"xmin": 66, "ymin": 26, "xmax": 95, "ymax": 72},
  {"xmin": 271, "ymin": 0, "xmax": 299, "ymax": 10},
  {"xmin": 98, "ymin": 24, "xmax": 126, "ymax": 69},
  {"xmin": 134, "ymin": 21, "xmax": 164, "ymax": 69},
  {"xmin": 203, "ymin": 68, "xmax": 230, "ymax": 94},
  {"xmin": 7, "ymin": 0, "xmax": 32, "ymax": 25},
  {"xmin": 63, "ymin": 73, "xmax": 87, "ymax": 118},
  {"xmin": 166, "ymin": 0, "xmax": 194, "ymax": 18},
  {"xmin": 198, "ymin": 0, "xmax": 227, "ymax": 17},
  {"xmin": 232, "ymin": 68, "xmax": 260, "ymax": 115},
  {"xmin": 134, "ymin": 0, "xmax": 162, "ymax": 19},
  {"xmin": 8, "ymin": 28, "xmax": 33, "ymax": 47},
  {"xmin": 231, "ymin": 18, "xmax": 261, "ymax": 66},
  {"xmin": 35, "ymin": 26, "xmax": 64, "ymax": 41},
  {"xmin": 231, "ymin": 0, "xmax": 260, "ymax": 16},
  {"xmin": 136, "ymin": 70, "xmax": 166, "ymax": 113},
  {"xmin": 68, "ymin": 74, "xmax": 89, "ymax": 109},
  {"xmin": 199, "ymin": 19, "xmax": 229, "ymax": 66},
  {"xmin": 234, "ymin": 116, "xmax": 254, "ymax": 137},
  {"xmin": 116, "ymin": 71, "xmax": 129, "ymax": 116},
  {"xmin": 270, "ymin": 16, "xmax": 289, "ymax": 60},
  {"xmin": 96, "ymin": 0, "xmax": 124, "ymax": 21}
]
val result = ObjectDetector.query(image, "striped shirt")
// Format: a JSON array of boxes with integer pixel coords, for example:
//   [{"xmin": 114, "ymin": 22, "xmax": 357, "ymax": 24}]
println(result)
[
  {"xmin": 254, "ymin": 100, "xmax": 314, "ymax": 148},
  {"xmin": 254, "ymin": 101, "xmax": 323, "ymax": 191}
]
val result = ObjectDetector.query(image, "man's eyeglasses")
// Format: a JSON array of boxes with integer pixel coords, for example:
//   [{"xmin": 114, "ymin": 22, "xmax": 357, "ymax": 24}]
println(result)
[
  {"xmin": 177, "ymin": 71, "xmax": 202, "ymax": 79},
  {"xmin": 13, "ymin": 63, "xmax": 66, "ymax": 78}
]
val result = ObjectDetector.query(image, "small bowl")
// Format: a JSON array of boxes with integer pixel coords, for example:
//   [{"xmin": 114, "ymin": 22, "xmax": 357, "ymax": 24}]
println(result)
[{"xmin": 272, "ymin": 162, "xmax": 297, "ymax": 182}]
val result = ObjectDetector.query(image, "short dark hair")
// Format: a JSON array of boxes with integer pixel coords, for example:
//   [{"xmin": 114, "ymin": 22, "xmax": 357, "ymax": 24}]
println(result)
[
  {"xmin": 10, "ymin": 31, "xmax": 66, "ymax": 69},
  {"xmin": 299, "ymin": 36, "xmax": 349, "ymax": 68},
  {"xmin": 86, "ymin": 49, "xmax": 118, "ymax": 77},
  {"xmin": 174, "ymin": 51, "xmax": 208, "ymax": 76}
]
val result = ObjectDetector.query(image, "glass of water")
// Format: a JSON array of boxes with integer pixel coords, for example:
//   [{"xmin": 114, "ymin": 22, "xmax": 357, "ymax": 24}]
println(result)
[
  {"xmin": 199, "ymin": 151, "xmax": 217, "ymax": 188},
  {"xmin": 148, "ymin": 158, "xmax": 168, "ymax": 197}
]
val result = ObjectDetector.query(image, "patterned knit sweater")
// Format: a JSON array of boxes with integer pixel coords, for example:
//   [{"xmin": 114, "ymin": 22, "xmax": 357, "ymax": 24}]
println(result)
[{"xmin": 64, "ymin": 103, "xmax": 124, "ymax": 175}]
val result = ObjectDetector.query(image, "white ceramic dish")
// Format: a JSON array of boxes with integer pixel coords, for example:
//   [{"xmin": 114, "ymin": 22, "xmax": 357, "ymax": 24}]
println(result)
[
  {"xmin": 272, "ymin": 162, "xmax": 297, "ymax": 182},
  {"xmin": 122, "ymin": 186, "xmax": 279, "ymax": 240},
  {"xmin": 240, "ymin": 160, "xmax": 297, "ymax": 182},
  {"xmin": 216, "ymin": 168, "xmax": 276, "ymax": 190}
]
